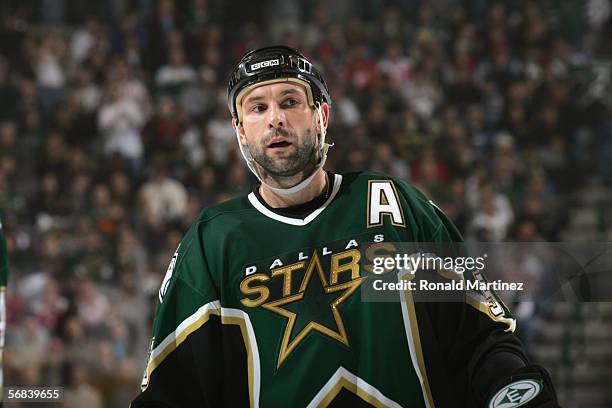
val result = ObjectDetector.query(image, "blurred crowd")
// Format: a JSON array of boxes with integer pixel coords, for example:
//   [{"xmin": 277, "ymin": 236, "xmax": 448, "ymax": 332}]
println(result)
[{"xmin": 0, "ymin": 0, "xmax": 609, "ymax": 406}]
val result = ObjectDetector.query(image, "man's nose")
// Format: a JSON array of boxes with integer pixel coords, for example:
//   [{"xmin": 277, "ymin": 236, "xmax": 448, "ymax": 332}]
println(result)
[{"xmin": 267, "ymin": 103, "xmax": 286, "ymax": 128}]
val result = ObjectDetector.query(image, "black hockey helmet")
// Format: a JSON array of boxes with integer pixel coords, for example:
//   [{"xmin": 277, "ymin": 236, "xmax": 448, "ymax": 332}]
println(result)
[{"xmin": 227, "ymin": 46, "xmax": 331, "ymax": 122}]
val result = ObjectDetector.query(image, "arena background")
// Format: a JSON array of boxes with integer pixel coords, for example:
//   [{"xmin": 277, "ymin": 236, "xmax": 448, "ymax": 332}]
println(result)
[{"xmin": 0, "ymin": 0, "xmax": 611, "ymax": 407}]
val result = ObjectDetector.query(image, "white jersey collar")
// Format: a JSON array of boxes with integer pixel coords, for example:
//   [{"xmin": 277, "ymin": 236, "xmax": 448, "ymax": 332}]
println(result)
[{"xmin": 247, "ymin": 174, "xmax": 342, "ymax": 226}]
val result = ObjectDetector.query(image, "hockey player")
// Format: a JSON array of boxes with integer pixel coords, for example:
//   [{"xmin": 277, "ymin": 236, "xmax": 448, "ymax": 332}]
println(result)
[{"xmin": 131, "ymin": 46, "xmax": 559, "ymax": 407}]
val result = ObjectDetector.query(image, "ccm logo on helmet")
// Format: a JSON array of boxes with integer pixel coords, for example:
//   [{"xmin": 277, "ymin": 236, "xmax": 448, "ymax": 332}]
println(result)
[{"xmin": 250, "ymin": 59, "xmax": 280, "ymax": 71}]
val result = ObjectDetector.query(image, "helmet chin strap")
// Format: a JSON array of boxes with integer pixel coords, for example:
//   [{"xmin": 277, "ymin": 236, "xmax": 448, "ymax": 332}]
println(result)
[{"xmin": 235, "ymin": 103, "xmax": 332, "ymax": 196}]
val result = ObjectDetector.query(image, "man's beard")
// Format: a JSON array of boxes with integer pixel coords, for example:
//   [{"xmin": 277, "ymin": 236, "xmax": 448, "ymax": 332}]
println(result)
[{"xmin": 249, "ymin": 127, "xmax": 318, "ymax": 179}]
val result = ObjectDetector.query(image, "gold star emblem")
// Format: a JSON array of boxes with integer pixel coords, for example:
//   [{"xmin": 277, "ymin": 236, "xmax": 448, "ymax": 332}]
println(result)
[{"xmin": 262, "ymin": 251, "xmax": 363, "ymax": 368}]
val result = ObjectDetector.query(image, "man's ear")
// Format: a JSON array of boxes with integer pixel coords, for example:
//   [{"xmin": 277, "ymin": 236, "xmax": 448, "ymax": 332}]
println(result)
[
  {"xmin": 315, "ymin": 102, "xmax": 330, "ymax": 134},
  {"xmin": 321, "ymin": 102, "xmax": 330, "ymax": 128},
  {"xmin": 233, "ymin": 119, "xmax": 248, "ymax": 145}
]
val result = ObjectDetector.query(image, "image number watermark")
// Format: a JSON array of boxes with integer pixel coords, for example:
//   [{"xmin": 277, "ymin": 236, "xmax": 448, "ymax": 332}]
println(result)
[{"xmin": 5, "ymin": 387, "xmax": 64, "ymax": 401}]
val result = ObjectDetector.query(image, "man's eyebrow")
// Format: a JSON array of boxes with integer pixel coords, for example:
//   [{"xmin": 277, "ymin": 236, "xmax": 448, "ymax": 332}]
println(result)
[
  {"xmin": 243, "ymin": 95, "xmax": 266, "ymax": 105},
  {"xmin": 280, "ymin": 88, "xmax": 302, "ymax": 96},
  {"xmin": 244, "ymin": 88, "xmax": 304, "ymax": 104}
]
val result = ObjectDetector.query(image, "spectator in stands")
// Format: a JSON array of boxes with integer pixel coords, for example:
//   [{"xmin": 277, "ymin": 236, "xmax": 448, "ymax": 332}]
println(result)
[
  {"xmin": 64, "ymin": 364, "xmax": 104, "ymax": 408},
  {"xmin": 33, "ymin": 33, "xmax": 67, "ymax": 111},
  {"xmin": 154, "ymin": 46, "xmax": 197, "ymax": 94},
  {"xmin": 98, "ymin": 84, "xmax": 146, "ymax": 171},
  {"xmin": 142, "ymin": 96, "xmax": 185, "ymax": 165},
  {"xmin": 470, "ymin": 183, "xmax": 514, "ymax": 241},
  {"xmin": 138, "ymin": 162, "xmax": 188, "ymax": 224}
]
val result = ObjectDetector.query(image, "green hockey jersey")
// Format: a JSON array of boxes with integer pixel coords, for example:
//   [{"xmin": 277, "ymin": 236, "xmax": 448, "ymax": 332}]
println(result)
[{"xmin": 132, "ymin": 172, "xmax": 523, "ymax": 408}]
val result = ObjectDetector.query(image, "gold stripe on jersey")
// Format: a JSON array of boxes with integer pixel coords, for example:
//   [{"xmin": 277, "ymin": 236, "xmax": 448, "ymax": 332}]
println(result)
[
  {"xmin": 318, "ymin": 377, "xmax": 391, "ymax": 408},
  {"xmin": 144, "ymin": 303, "xmax": 260, "ymax": 408},
  {"xmin": 308, "ymin": 366, "xmax": 402, "ymax": 408},
  {"xmin": 399, "ymin": 271, "xmax": 436, "ymax": 408}
]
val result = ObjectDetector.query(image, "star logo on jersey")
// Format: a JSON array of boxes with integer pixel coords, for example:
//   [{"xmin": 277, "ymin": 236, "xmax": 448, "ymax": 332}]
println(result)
[{"xmin": 262, "ymin": 252, "xmax": 362, "ymax": 368}]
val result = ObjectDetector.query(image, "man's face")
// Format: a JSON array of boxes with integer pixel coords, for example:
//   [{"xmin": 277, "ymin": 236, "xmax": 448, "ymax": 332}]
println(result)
[{"xmin": 236, "ymin": 82, "xmax": 327, "ymax": 179}]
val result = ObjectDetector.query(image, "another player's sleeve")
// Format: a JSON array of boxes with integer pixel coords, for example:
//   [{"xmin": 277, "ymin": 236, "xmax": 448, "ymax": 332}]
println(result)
[
  {"xmin": 131, "ymin": 222, "xmax": 250, "ymax": 407},
  {"xmin": 396, "ymin": 181, "xmax": 558, "ymax": 407},
  {"xmin": 0, "ymin": 219, "xmax": 7, "ymax": 287},
  {"xmin": 0, "ymin": 220, "xmax": 8, "ymax": 402}
]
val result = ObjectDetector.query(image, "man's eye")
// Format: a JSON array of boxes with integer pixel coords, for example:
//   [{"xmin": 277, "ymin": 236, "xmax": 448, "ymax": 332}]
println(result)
[
  {"xmin": 283, "ymin": 99, "xmax": 299, "ymax": 107},
  {"xmin": 251, "ymin": 104, "xmax": 266, "ymax": 112}
]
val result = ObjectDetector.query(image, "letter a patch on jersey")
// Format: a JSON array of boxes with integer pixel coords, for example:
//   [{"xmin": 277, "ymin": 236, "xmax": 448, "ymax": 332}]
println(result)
[{"xmin": 367, "ymin": 180, "xmax": 405, "ymax": 228}]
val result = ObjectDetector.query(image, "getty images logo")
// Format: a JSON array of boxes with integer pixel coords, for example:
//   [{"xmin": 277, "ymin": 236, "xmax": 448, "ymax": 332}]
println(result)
[
  {"xmin": 488, "ymin": 379, "xmax": 542, "ymax": 408},
  {"xmin": 250, "ymin": 59, "xmax": 280, "ymax": 70}
]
